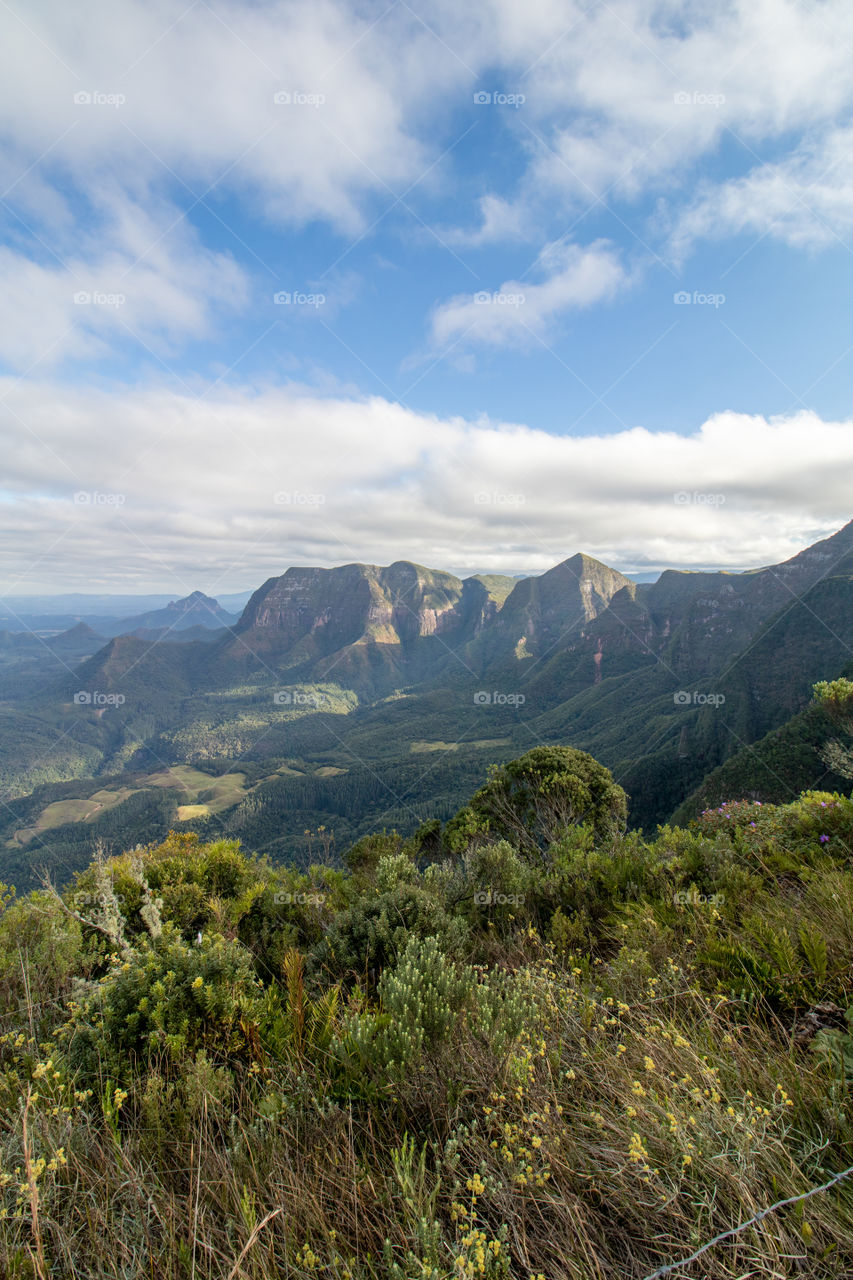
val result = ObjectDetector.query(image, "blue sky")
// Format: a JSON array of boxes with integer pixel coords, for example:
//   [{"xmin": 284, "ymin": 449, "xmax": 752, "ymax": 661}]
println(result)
[{"xmin": 1, "ymin": 0, "xmax": 852, "ymax": 593}]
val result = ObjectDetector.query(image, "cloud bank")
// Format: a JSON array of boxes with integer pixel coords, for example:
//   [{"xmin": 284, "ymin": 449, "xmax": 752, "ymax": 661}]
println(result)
[{"xmin": 1, "ymin": 379, "xmax": 850, "ymax": 592}]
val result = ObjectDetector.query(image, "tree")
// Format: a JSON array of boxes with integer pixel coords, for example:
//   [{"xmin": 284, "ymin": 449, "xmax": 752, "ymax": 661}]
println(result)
[
  {"xmin": 814, "ymin": 678, "xmax": 853, "ymax": 780},
  {"xmin": 444, "ymin": 745, "xmax": 628, "ymax": 858}
]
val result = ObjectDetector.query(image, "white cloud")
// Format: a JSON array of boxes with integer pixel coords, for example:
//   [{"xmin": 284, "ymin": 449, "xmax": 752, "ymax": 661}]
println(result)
[
  {"xmin": 443, "ymin": 194, "xmax": 532, "ymax": 247},
  {"xmin": 0, "ymin": 191, "xmax": 249, "ymax": 370},
  {"xmin": 0, "ymin": 0, "xmax": 441, "ymax": 233},
  {"xmin": 670, "ymin": 124, "xmax": 853, "ymax": 257},
  {"xmin": 0, "ymin": 379, "xmax": 850, "ymax": 592},
  {"xmin": 5, "ymin": 0, "xmax": 852, "ymax": 251},
  {"xmin": 3, "ymin": 0, "xmax": 853, "ymax": 370},
  {"xmin": 432, "ymin": 1, "xmax": 853, "ymax": 258},
  {"xmin": 429, "ymin": 240, "xmax": 626, "ymax": 349}
]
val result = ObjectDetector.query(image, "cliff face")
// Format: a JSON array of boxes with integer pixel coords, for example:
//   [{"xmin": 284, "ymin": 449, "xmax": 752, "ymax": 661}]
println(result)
[
  {"xmin": 462, "ymin": 553, "xmax": 635, "ymax": 673},
  {"xmin": 498, "ymin": 553, "xmax": 634, "ymax": 646},
  {"xmin": 229, "ymin": 553, "xmax": 643, "ymax": 686},
  {"xmin": 636, "ymin": 519, "xmax": 853, "ymax": 677},
  {"xmin": 72, "ymin": 521, "xmax": 853, "ymax": 703},
  {"xmin": 223, "ymin": 524, "xmax": 853, "ymax": 692},
  {"xmin": 450, "ymin": 522, "xmax": 853, "ymax": 694},
  {"xmin": 227, "ymin": 561, "xmax": 515, "ymax": 685}
]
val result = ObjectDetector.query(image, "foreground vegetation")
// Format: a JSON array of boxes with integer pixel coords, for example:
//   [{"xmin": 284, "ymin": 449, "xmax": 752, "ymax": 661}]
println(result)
[{"xmin": 0, "ymin": 743, "xmax": 852, "ymax": 1278}]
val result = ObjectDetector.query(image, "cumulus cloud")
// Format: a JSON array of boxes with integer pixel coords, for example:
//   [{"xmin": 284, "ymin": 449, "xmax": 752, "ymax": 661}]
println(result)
[
  {"xmin": 0, "ymin": 379, "xmax": 850, "ymax": 592},
  {"xmin": 429, "ymin": 241, "xmax": 626, "ymax": 350},
  {"xmin": 442, "ymin": 194, "xmax": 532, "ymax": 248},
  {"xmin": 4, "ymin": 1, "xmax": 852, "ymax": 251},
  {"xmin": 427, "ymin": 0, "xmax": 853, "ymax": 258},
  {"xmin": 0, "ymin": 0, "xmax": 441, "ymax": 233},
  {"xmin": 3, "ymin": 0, "xmax": 853, "ymax": 369},
  {"xmin": 670, "ymin": 124, "xmax": 853, "ymax": 258},
  {"xmin": 0, "ymin": 192, "xmax": 249, "ymax": 369}
]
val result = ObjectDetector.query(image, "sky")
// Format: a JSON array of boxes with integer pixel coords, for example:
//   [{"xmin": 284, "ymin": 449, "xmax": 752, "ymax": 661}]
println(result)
[{"xmin": 1, "ymin": 0, "xmax": 853, "ymax": 595}]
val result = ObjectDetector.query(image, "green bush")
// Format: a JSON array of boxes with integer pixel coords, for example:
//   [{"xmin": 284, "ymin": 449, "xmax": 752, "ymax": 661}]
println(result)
[
  {"xmin": 63, "ymin": 925, "xmax": 263, "ymax": 1078},
  {"xmin": 444, "ymin": 745, "xmax": 628, "ymax": 857},
  {"xmin": 317, "ymin": 866, "xmax": 470, "ymax": 981},
  {"xmin": 338, "ymin": 935, "xmax": 474, "ymax": 1080}
]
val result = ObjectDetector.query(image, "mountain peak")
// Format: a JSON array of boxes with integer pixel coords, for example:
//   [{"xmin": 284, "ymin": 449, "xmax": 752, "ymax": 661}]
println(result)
[
  {"xmin": 167, "ymin": 590, "xmax": 220, "ymax": 611},
  {"xmin": 553, "ymin": 551, "xmax": 632, "ymax": 580},
  {"xmin": 57, "ymin": 621, "xmax": 102, "ymax": 639}
]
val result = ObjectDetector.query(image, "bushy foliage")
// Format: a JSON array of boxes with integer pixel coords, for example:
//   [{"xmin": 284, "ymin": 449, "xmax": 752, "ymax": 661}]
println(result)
[
  {"xmin": 317, "ymin": 854, "xmax": 470, "ymax": 981},
  {"xmin": 444, "ymin": 745, "xmax": 628, "ymax": 856},
  {"xmin": 338, "ymin": 935, "xmax": 475, "ymax": 1080},
  {"xmin": 63, "ymin": 925, "xmax": 263, "ymax": 1077},
  {"xmin": 815, "ymin": 677, "xmax": 853, "ymax": 779},
  {"xmin": 69, "ymin": 831, "xmax": 271, "ymax": 942},
  {"xmin": 1, "ymin": 763, "xmax": 853, "ymax": 1279}
]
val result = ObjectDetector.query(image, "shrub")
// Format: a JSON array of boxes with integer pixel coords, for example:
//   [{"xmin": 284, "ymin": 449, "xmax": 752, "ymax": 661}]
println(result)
[
  {"xmin": 63, "ymin": 924, "xmax": 263, "ymax": 1079},
  {"xmin": 317, "ymin": 866, "xmax": 470, "ymax": 981},
  {"xmin": 814, "ymin": 677, "xmax": 853, "ymax": 779},
  {"xmin": 69, "ymin": 833, "xmax": 271, "ymax": 944},
  {"xmin": 444, "ymin": 746, "xmax": 628, "ymax": 857},
  {"xmin": 338, "ymin": 935, "xmax": 475, "ymax": 1080}
]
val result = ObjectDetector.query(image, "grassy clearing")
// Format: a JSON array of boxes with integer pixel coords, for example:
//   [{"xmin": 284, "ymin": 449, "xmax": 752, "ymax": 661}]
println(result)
[
  {"xmin": 9, "ymin": 786, "xmax": 141, "ymax": 846},
  {"xmin": 146, "ymin": 766, "xmax": 247, "ymax": 813}
]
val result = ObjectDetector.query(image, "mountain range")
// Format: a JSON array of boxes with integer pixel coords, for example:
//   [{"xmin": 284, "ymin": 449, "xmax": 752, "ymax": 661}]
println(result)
[{"xmin": 1, "ymin": 520, "xmax": 851, "ymax": 887}]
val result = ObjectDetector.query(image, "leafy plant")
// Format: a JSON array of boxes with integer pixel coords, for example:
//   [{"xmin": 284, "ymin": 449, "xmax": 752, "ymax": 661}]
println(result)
[{"xmin": 444, "ymin": 745, "xmax": 628, "ymax": 857}]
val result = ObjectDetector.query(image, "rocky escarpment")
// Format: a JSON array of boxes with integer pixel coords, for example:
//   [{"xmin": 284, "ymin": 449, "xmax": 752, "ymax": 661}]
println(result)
[{"xmin": 226, "ymin": 561, "xmax": 515, "ymax": 686}]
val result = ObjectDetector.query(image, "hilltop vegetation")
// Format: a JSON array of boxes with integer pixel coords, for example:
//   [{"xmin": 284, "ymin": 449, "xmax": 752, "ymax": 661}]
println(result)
[{"xmin": 0, "ymin": 746, "xmax": 851, "ymax": 1278}]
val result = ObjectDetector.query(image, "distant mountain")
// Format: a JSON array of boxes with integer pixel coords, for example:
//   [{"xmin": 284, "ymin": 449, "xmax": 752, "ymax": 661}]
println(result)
[
  {"xmin": 63, "ymin": 522, "xmax": 853, "ymax": 716},
  {"xmin": 0, "ymin": 590, "xmax": 254, "ymax": 635},
  {"xmin": 104, "ymin": 591, "xmax": 239, "ymax": 638},
  {"xmin": 0, "ymin": 620, "xmax": 106, "ymax": 697},
  {"xmin": 50, "ymin": 622, "xmax": 107, "ymax": 654}
]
